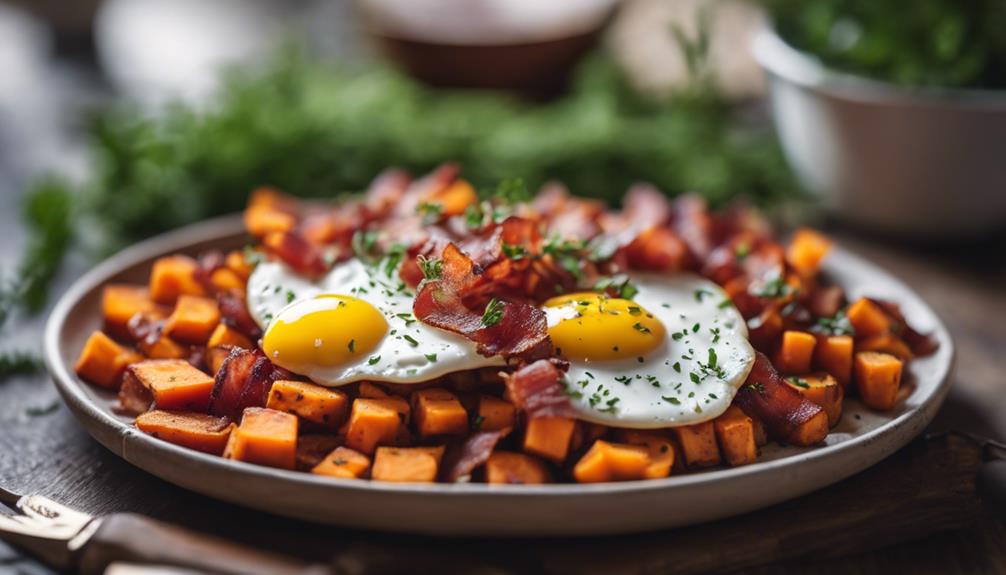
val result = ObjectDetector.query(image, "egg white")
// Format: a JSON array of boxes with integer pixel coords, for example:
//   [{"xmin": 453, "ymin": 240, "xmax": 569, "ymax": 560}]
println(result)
[
  {"xmin": 247, "ymin": 258, "xmax": 505, "ymax": 386},
  {"xmin": 546, "ymin": 273, "xmax": 755, "ymax": 428}
]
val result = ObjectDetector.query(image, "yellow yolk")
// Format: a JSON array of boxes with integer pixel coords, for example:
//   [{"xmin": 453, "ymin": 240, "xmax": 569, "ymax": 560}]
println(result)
[
  {"xmin": 544, "ymin": 293, "xmax": 666, "ymax": 362},
  {"xmin": 262, "ymin": 295, "xmax": 388, "ymax": 372}
]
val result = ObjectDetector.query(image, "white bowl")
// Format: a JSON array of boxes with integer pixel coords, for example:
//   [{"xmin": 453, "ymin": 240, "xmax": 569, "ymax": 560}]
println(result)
[{"xmin": 754, "ymin": 28, "xmax": 1006, "ymax": 237}]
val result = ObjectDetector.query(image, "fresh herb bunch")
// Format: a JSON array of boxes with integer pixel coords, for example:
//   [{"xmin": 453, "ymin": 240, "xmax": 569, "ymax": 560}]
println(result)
[
  {"xmin": 768, "ymin": 0, "xmax": 1006, "ymax": 89},
  {"xmin": 49, "ymin": 49, "xmax": 795, "ymax": 253}
]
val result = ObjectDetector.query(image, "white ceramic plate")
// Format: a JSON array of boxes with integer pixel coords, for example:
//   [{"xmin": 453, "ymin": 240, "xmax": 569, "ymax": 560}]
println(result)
[{"xmin": 43, "ymin": 215, "xmax": 954, "ymax": 536}]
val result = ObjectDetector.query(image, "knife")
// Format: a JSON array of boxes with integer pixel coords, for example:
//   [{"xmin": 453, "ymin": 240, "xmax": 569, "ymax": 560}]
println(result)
[{"xmin": 0, "ymin": 485, "xmax": 329, "ymax": 575}]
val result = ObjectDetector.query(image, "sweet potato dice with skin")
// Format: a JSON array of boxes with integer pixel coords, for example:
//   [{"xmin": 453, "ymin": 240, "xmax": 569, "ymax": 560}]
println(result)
[
  {"xmin": 118, "ymin": 371, "xmax": 153, "ymax": 414},
  {"xmin": 523, "ymin": 416, "xmax": 576, "ymax": 463},
  {"xmin": 357, "ymin": 382, "xmax": 391, "ymax": 399},
  {"xmin": 846, "ymin": 298, "xmax": 892, "ymax": 338},
  {"xmin": 128, "ymin": 359, "xmax": 215, "ymax": 412},
  {"xmin": 673, "ymin": 422, "xmax": 722, "ymax": 468},
  {"xmin": 225, "ymin": 250, "xmax": 254, "ymax": 281},
  {"xmin": 243, "ymin": 188, "xmax": 297, "ymax": 237},
  {"xmin": 412, "ymin": 388, "xmax": 468, "ymax": 436},
  {"xmin": 786, "ymin": 372, "xmax": 844, "ymax": 427},
  {"xmin": 149, "ymin": 255, "xmax": 206, "ymax": 305},
  {"xmin": 164, "ymin": 295, "xmax": 220, "ymax": 345},
  {"xmin": 616, "ymin": 430, "xmax": 675, "ymax": 479},
  {"xmin": 345, "ymin": 398, "xmax": 408, "ymax": 454},
  {"xmin": 312, "ymin": 447, "xmax": 371, "ymax": 479},
  {"xmin": 266, "ymin": 380, "xmax": 348, "ymax": 429},
  {"xmin": 814, "ymin": 335, "xmax": 853, "ymax": 386},
  {"xmin": 224, "ymin": 408, "xmax": 298, "ymax": 470},
  {"xmin": 477, "ymin": 395, "xmax": 516, "ymax": 432},
  {"xmin": 75, "ymin": 331, "xmax": 143, "ymax": 389},
  {"xmin": 486, "ymin": 452, "xmax": 550, "ymax": 485},
  {"xmin": 573, "ymin": 440, "xmax": 651, "ymax": 483},
  {"xmin": 774, "ymin": 331, "xmax": 816, "ymax": 374},
  {"xmin": 786, "ymin": 228, "xmax": 832, "ymax": 278},
  {"xmin": 207, "ymin": 323, "xmax": 253, "ymax": 350},
  {"xmin": 713, "ymin": 406, "xmax": 759, "ymax": 467},
  {"xmin": 135, "ymin": 410, "xmax": 234, "ymax": 455},
  {"xmin": 102, "ymin": 285, "xmax": 164, "ymax": 340},
  {"xmin": 209, "ymin": 268, "xmax": 244, "ymax": 293},
  {"xmin": 141, "ymin": 333, "xmax": 188, "ymax": 360},
  {"xmin": 371, "ymin": 446, "xmax": 445, "ymax": 483},
  {"xmin": 855, "ymin": 352, "xmax": 903, "ymax": 411}
]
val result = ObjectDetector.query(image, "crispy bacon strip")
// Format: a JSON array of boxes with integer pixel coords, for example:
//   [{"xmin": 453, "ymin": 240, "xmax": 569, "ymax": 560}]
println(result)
[
  {"xmin": 363, "ymin": 168, "xmax": 411, "ymax": 219},
  {"xmin": 262, "ymin": 231, "xmax": 329, "ymax": 277},
  {"xmin": 193, "ymin": 250, "xmax": 226, "ymax": 292},
  {"xmin": 733, "ymin": 352, "xmax": 828, "ymax": 446},
  {"xmin": 671, "ymin": 194, "xmax": 714, "ymax": 260},
  {"xmin": 622, "ymin": 183, "xmax": 672, "ymax": 229},
  {"xmin": 502, "ymin": 359, "xmax": 577, "ymax": 419},
  {"xmin": 413, "ymin": 243, "xmax": 551, "ymax": 359},
  {"xmin": 216, "ymin": 292, "xmax": 263, "ymax": 341},
  {"xmin": 208, "ymin": 348, "xmax": 287, "ymax": 419},
  {"xmin": 440, "ymin": 429, "xmax": 509, "ymax": 482},
  {"xmin": 624, "ymin": 227, "xmax": 691, "ymax": 271}
]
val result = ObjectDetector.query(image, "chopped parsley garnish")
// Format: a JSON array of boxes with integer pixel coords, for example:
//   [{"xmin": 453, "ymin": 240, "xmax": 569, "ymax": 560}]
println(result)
[
  {"xmin": 464, "ymin": 203, "xmax": 484, "ymax": 229},
  {"xmin": 543, "ymin": 235, "xmax": 587, "ymax": 279},
  {"xmin": 628, "ymin": 306, "xmax": 642, "ymax": 316},
  {"xmin": 418, "ymin": 255, "xmax": 443, "ymax": 280},
  {"xmin": 285, "ymin": 290, "xmax": 296, "ymax": 303},
  {"xmin": 243, "ymin": 245, "xmax": 265, "ymax": 266},
  {"xmin": 470, "ymin": 414, "xmax": 485, "ymax": 431},
  {"xmin": 351, "ymin": 230, "xmax": 378, "ymax": 259},
  {"xmin": 402, "ymin": 334, "xmax": 419, "ymax": 347},
  {"xmin": 425, "ymin": 353, "xmax": 438, "ymax": 363},
  {"xmin": 396, "ymin": 312, "xmax": 417, "ymax": 326},
  {"xmin": 788, "ymin": 376, "xmax": 810, "ymax": 389},
  {"xmin": 690, "ymin": 372, "xmax": 701, "ymax": 384},
  {"xmin": 812, "ymin": 310, "xmax": 856, "ymax": 337},
  {"xmin": 417, "ymin": 200, "xmax": 444, "ymax": 223},
  {"xmin": 694, "ymin": 288, "xmax": 713, "ymax": 302},
  {"xmin": 614, "ymin": 375, "xmax": 632, "ymax": 385},
  {"xmin": 707, "ymin": 348, "xmax": 718, "ymax": 370},
  {"xmin": 491, "ymin": 177, "xmax": 530, "ymax": 204},
  {"xmin": 502, "ymin": 243, "xmax": 528, "ymax": 260},
  {"xmin": 662, "ymin": 396, "xmax": 682, "ymax": 405},
  {"xmin": 753, "ymin": 274, "xmax": 793, "ymax": 299},
  {"xmin": 746, "ymin": 382, "xmax": 767, "ymax": 395},
  {"xmin": 381, "ymin": 243, "xmax": 407, "ymax": 278},
  {"xmin": 734, "ymin": 242, "xmax": 750, "ymax": 261},
  {"xmin": 710, "ymin": 327, "xmax": 721, "ymax": 343},
  {"xmin": 347, "ymin": 339, "xmax": 356, "ymax": 353},
  {"xmin": 672, "ymin": 332, "xmax": 685, "ymax": 341},
  {"xmin": 368, "ymin": 355, "xmax": 381, "ymax": 365},
  {"xmin": 692, "ymin": 322, "xmax": 701, "ymax": 333},
  {"xmin": 481, "ymin": 298, "xmax": 505, "ymax": 327},
  {"xmin": 672, "ymin": 361, "xmax": 682, "ymax": 373},
  {"xmin": 632, "ymin": 322, "xmax": 652, "ymax": 334},
  {"xmin": 593, "ymin": 274, "xmax": 638, "ymax": 300}
]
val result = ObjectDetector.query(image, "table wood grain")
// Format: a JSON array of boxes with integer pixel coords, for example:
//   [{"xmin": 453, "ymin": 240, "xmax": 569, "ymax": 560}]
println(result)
[{"xmin": 1, "ymin": 201, "xmax": 1004, "ymax": 573}]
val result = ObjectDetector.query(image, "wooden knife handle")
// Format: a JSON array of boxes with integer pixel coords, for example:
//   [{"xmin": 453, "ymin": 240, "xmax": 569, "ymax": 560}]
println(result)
[{"xmin": 76, "ymin": 513, "xmax": 328, "ymax": 575}]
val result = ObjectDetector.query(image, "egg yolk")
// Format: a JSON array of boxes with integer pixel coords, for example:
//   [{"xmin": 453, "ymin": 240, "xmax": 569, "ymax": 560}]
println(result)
[
  {"xmin": 544, "ymin": 292, "xmax": 666, "ymax": 362},
  {"xmin": 262, "ymin": 295, "xmax": 388, "ymax": 372}
]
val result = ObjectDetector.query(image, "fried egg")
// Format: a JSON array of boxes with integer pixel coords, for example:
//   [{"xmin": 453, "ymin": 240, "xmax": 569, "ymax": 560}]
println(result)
[
  {"xmin": 544, "ymin": 274, "xmax": 755, "ymax": 428},
  {"xmin": 246, "ymin": 258, "xmax": 505, "ymax": 385}
]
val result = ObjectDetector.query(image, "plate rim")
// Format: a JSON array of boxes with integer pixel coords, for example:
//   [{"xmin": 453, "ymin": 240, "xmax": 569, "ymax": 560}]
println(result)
[{"xmin": 43, "ymin": 214, "xmax": 956, "ymax": 500}]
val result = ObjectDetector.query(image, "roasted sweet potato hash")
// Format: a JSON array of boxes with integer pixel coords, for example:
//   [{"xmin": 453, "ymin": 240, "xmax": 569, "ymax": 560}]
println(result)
[{"xmin": 76, "ymin": 164, "xmax": 937, "ymax": 484}]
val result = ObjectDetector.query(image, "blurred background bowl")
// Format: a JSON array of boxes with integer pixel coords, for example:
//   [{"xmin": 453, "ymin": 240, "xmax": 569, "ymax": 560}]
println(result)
[
  {"xmin": 754, "ymin": 26, "xmax": 1006, "ymax": 238},
  {"xmin": 357, "ymin": 0, "xmax": 620, "ymax": 96}
]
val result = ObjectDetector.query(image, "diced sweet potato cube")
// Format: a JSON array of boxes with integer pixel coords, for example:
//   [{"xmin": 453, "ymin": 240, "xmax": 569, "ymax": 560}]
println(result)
[
  {"xmin": 296, "ymin": 434, "xmax": 343, "ymax": 470},
  {"xmin": 673, "ymin": 421, "xmax": 721, "ymax": 468},
  {"xmin": 149, "ymin": 255, "xmax": 205, "ymax": 305},
  {"xmin": 786, "ymin": 228, "xmax": 831, "ymax": 278},
  {"xmin": 477, "ymin": 395, "xmax": 516, "ymax": 432},
  {"xmin": 573, "ymin": 440, "xmax": 651, "ymax": 483},
  {"xmin": 855, "ymin": 352, "xmax": 903, "ymax": 411},
  {"xmin": 713, "ymin": 406, "xmax": 759, "ymax": 467},
  {"xmin": 345, "ymin": 398, "xmax": 408, "ymax": 454},
  {"xmin": 118, "ymin": 370, "xmax": 153, "ymax": 414},
  {"xmin": 267, "ymin": 380, "xmax": 348, "ymax": 429},
  {"xmin": 857, "ymin": 333, "xmax": 913, "ymax": 360},
  {"xmin": 846, "ymin": 298, "xmax": 891, "ymax": 338},
  {"xmin": 244, "ymin": 188, "xmax": 297, "ymax": 237},
  {"xmin": 164, "ymin": 295, "xmax": 220, "ymax": 345},
  {"xmin": 128, "ymin": 359, "xmax": 215, "ymax": 412},
  {"xmin": 615, "ymin": 430, "xmax": 676, "ymax": 479},
  {"xmin": 786, "ymin": 372, "xmax": 844, "ymax": 426},
  {"xmin": 207, "ymin": 323, "xmax": 253, "ymax": 350},
  {"xmin": 774, "ymin": 331, "xmax": 816, "ymax": 374},
  {"xmin": 371, "ymin": 446, "xmax": 445, "ymax": 483},
  {"xmin": 312, "ymin": 446, "xmax": 371, "ymax": 479},
  {"xmin": 225, "ymin": 250, "xmax": 254, "ymax": 281},
  {"xmin": 135, "ymin": 410, "xmax": 234, "ymax": 455},
  {"xmin": 140, "ymin": 333, "xmax": 188, "ymax": 360},
  {"xmin": 421, "ymin": 178, "xmax": 477, "ymax": 217},
  {"xmin": 486, "ymin": 452, "xmax": 551, "ymax": 484},
  {"xmin": 412, "ymin": 388, "xmax": 468, "ymax": 436},
  {"xmin": 102, "ymin": 285, "xmax": 163, "ymax": 339},
  {"xmin": 75, "ymin": 331, "xmax": 142, "ymax": 389},
  {"xmin": 357, "ymin": 382, "xmax": 390, "ymax": 398},
  {"xmin": 224, "ymin": 407, "xmax": 298, "ymax": 469},
  {"xmin": 523, "ymin": 417, "xmax": 576, "ymax": 463},
  {"xmin": 814, "ymin": 335, "xmax": 853, "ymax": 386},
  {"xmin": 210, "ymin": 268, "xmax": 244, "ymax": 292}
]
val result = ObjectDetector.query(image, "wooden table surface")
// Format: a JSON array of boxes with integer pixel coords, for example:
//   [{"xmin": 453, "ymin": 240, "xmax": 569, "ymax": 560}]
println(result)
[{"xmin": 0, "ymin": 175, "xmax": 1003, "ymax": 574}]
